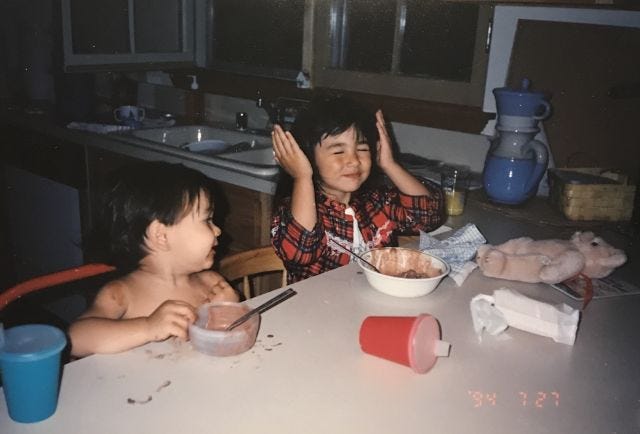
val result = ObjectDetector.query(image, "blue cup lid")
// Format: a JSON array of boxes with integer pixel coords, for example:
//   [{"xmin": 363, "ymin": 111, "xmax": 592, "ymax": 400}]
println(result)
[
  {"xmin": 493, "ymin": 79, "xmax": 551, "ymax": 119},
  {"xmin": 0, "ymin": 324, "xmax": 67, "ymax": 362},
  {"xmin": 493, "ymin": 78, "xmax": 546, "ymax": 97}
]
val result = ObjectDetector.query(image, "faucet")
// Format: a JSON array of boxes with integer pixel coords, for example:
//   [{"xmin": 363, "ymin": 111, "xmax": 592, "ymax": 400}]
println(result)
[{"xmin": 256, "ymin": 90, "xmax": 281, "ymax": 127}]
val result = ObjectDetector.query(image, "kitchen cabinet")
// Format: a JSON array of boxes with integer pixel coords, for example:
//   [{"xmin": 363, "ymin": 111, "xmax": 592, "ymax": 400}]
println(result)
[
  {"xmin": 1, "ymin": 126, "xmax": 88, "ymax": 281},
  {"xmin": 61, "ymin": 0, "xmax": 206, "ymax": 70},
  {"xmin": 216, "ymin": 182, "xmax": 273, "ymax": 255}
]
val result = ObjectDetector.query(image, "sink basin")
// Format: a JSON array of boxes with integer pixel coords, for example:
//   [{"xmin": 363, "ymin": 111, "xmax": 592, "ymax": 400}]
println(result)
[
  {"xmin": 217, "ymin": 147, "xmax": 276, "ymax": 166},
  {"xmin": 125, "ymin": 125, "xmax": 271, "ymax": 149},
  {"xmin": 114, "ymin": 125, "xmax": 280, "ymax": 178}
]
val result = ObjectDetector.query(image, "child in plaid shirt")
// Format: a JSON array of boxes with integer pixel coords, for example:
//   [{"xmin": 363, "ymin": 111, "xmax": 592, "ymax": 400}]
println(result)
[{"xmin": 271, "ymin": 95, "xmax": 444, "ymax": 283}]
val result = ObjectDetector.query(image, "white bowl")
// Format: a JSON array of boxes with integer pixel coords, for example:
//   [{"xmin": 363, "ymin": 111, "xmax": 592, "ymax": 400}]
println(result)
[
  {"xmin": 189, "ymin": 302, "xmax": 260, "ymax": 356},
  {"xmin": 358, "ymin": 247, "xmax": 450, "ymax": 298}
]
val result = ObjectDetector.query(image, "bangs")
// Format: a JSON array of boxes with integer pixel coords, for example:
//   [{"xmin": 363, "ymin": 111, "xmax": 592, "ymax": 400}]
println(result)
[{"xmin": 179, "ymin": 188, "xmax": 213, "ymax": 220}]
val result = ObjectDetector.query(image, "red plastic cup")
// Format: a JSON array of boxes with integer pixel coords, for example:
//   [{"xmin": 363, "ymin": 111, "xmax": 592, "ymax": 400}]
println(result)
[{"xmin": 359, "ymin": 314, "xmax": 450, "ymax": 374}]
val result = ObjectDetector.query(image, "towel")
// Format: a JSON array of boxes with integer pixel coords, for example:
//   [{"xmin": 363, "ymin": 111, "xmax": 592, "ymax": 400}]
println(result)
[
  {"xmin": 67, "ymin": 122, "xmax": 133, "ymax": 134},
  {"xmin": 419, "ymin": 223, "xmax": 486, "ymax": 286}
]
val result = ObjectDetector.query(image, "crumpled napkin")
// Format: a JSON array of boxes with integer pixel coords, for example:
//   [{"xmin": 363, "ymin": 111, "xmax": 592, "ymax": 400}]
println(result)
[
  {"xmin": 419, "ymin": 223, "xmax": 486, "ymax": 286},
  {"xmin": 470, "ymin": 288, "xmax": 580, "ymax": 345}
]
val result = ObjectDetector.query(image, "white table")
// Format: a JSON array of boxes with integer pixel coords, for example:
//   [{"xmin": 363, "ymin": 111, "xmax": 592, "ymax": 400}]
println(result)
[{"xmin": 2, "ymin": 263, "xmax": 639, "ymax": 433}]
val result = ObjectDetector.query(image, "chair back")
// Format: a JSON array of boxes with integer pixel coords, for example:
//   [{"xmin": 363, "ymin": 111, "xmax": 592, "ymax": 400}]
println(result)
[
  {"xmin": 0, "ymin": 264, "xmax": 116, "ymax": 311},
  {"xmin": 218, "ymin": 246, "xmax": 286, "ymax": 299}
]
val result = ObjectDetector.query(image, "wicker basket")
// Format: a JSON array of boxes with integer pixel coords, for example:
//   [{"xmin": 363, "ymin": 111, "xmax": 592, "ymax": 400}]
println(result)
[{"xmin": 548, "ymin": 168, "xmax": 636, "ymax": 221}]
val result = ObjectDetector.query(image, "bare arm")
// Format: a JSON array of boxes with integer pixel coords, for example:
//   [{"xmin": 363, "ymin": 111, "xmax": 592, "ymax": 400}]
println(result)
[
  {"xmin": 376, "ymin": 110, "xmax": 430, "ymax": 196},
  {"xmin": 69, "ymin": 284, "xmax": 196, "ymax": 357},
  {"xmin": 272, "ymin": 125, "xmax": 317, "ymax": 230}
]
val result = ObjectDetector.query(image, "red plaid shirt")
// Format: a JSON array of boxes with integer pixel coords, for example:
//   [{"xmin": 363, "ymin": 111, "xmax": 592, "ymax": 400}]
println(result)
[{"xmin": 271, "ymin": 182, "xmax": 444, "ymax": 283}]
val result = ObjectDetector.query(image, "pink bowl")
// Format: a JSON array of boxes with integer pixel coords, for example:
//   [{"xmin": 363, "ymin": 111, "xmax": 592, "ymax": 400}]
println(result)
[{"xmin": 189, "ymin": 302, "xmax": 260, "ymax": 356}]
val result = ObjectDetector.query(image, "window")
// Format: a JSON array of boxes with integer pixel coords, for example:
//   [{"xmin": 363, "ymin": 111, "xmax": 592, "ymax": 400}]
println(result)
[
  {"xmin": 312, "ymin": 0, "xmax": 492, "ymax": 106},
  {"xmin": 62, "ymin": 0, "xmax": 197, "ymax": 70},
  {"xmin": 207, "ymin": 0, "xmax": 305, "ymax": 80}
]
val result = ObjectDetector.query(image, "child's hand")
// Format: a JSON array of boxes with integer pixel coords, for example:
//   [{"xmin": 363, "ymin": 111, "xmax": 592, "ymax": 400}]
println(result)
[
  {"xmin": 272, "ymin": 124, "xmax": 313, "ymax": 180},
  {"xmin": 375, "ymin": 110, "xmax": 396, "ymax": 171},
  {"xmin": 207, "ymin": 279, "xmax": 239, "ymax": 302},
  {"xmin": 145, "ymin": 300, "xmax": 197, "ymax": 342}
]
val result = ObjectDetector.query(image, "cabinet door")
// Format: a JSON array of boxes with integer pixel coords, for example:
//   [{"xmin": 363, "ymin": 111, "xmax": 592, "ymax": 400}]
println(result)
[{"xmin": 61, "ymin": 0, "xmax": 203, "ymax": 70}]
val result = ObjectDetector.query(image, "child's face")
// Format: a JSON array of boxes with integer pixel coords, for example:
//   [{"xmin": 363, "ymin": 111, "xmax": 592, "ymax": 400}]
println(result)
[
  {"xmin": 314, "ymin": 126, "xmax": 372, "ymax": 202},
  {"xmin": 166, "ymin": 191, "xmax": 221, "ymax": 273}
]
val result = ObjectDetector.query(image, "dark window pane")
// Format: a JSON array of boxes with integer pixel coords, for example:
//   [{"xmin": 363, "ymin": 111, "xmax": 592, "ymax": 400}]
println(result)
[
  {"xmin": 70, "ymin": 0, "xmax": 130, "ymax": 54},
  {"xmin": 135, "ymin": 0, "xmax": 182, "ymax": 53},
  {"xmin": 344, "ymin": 0, "xmax": 395, "ymax": 73},
  {"xmin": 401, "ymin": 0, "xmax": 478, "ymax": 81},
  {"xmin": 212, "ymin": 0, "xmax": 303, "ymax": 70}
]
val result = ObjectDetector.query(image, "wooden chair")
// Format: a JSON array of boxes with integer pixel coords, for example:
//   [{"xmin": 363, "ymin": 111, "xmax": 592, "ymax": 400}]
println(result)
[{"xmin": 218, "ymin": 246, "xmax": 287, "ymax": 300}]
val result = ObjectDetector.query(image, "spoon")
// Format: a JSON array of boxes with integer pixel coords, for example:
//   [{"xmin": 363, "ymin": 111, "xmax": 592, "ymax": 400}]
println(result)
[
  {"xmin": 225, "ymin": 288, "xmax": 297, "ymax": 331},
  {"xmin": 332, "ymin": 243, "xmax": 381, "ymax": 273}
]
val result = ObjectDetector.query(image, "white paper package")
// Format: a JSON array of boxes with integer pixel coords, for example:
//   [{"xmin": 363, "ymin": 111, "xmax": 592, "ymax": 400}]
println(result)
[{"xmin": 470, "ymin": 288, "xmax": 580, "ymax": 345}]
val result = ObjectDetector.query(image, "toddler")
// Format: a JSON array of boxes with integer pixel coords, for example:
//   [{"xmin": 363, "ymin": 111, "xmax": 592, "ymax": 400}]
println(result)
[
  {"xmin": 69, "ymin": 161, "xmax": 238, "ymax": 356},
  {"xmin": 271, "ymin": 95, "xmax": 444, "ymax": 283}
]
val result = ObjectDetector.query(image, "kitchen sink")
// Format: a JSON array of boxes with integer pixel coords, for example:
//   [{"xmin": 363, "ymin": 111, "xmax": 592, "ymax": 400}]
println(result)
[
  {"xmin": 113, "ymin": 125, "xmax": 280, "ymax": 178},
  {"xmin": 125, "ymin": 125, "xmax": 270, "ymax": 150},
  {"xmin": 216, "ymin": 147, "xmax": 276, "ymax": 166}
]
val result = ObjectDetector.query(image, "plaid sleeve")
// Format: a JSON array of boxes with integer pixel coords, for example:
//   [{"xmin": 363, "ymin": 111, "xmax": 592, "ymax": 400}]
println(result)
[
  {"xmin": 386, "ymin": 180, "xmax": 445, "ymax": 233},
  {"xmin": 271, "ymin": 203, "xmax": 326, "ymax": 266}
]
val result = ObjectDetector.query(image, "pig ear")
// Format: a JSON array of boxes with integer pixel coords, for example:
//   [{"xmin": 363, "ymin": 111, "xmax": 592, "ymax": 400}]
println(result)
[{"xmin": 573, "ymin": 231, "xmax": 595, "ymax": 243}]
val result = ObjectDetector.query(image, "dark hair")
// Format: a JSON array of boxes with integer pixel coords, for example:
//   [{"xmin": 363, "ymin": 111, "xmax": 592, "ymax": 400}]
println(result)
[
  {"xmin": 97, "ymin": 161, "xmax": 215, "ymax": 271},
  {"xmin": 290, "ymin": 94, "xmax": 380, "ymax": 187}
]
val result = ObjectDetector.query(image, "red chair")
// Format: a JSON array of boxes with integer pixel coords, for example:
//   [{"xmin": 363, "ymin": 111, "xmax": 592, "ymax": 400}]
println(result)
[{"xmin": 0, "ymin": 264, "xmax": 116, "ymax": 311}]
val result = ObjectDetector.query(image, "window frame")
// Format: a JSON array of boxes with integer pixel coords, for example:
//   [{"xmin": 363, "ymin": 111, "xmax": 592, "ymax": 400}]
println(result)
[
  {"xmin": 309, "ymin": 0, "xmax": 493, "ymax": 107},
  {"xmin": 61, "ymin": 0, "xmax": 197, "ymax": 70}
]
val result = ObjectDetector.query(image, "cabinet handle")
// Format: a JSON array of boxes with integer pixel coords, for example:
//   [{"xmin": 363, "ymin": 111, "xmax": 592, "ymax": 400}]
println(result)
[{"xmin": 485, "ymin": 18, "xmax": 493, "ymax": 54}]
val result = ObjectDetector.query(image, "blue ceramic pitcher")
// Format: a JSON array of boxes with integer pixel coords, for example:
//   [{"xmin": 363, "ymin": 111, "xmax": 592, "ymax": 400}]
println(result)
[
  {"xmin": 484, "ymin": 79, "xmax": 551, "ymax": 205},
  {"xmin": 483, "ymin": 126, "xmax": 548, "ymax": 205}
]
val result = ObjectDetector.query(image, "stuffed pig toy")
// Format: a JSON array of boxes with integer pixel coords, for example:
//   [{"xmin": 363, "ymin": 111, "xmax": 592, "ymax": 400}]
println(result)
[{"xmin": 475, "ymin": 231, "xmax": 627, "ymax": 284}]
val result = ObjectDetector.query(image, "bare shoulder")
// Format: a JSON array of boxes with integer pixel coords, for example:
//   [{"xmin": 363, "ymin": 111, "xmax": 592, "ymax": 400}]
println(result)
[{"xmin": 80, "ymin": 278, "xmax": 130, "ymax": 319}]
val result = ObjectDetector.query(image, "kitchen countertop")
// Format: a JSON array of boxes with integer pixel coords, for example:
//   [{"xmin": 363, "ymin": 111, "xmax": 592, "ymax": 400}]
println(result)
[{"xmin": 1, "ymin": 111, "xmax": 281, "ymax": 195}]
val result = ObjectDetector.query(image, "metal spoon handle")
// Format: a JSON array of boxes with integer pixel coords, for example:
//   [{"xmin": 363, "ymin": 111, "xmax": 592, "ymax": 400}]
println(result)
[
  {"xmin": 225, "ymin": 288, "xmax": 297, "ymax": 331},
  {"xmin": 332, "ymin": 243, "xmax": 380, "ymax": 273}
]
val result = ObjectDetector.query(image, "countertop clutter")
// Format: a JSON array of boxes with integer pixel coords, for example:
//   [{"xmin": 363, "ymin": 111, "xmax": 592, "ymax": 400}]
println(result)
[{"xmin": 1, "ymin": 198, "xmax": 639, "ymax": 434}]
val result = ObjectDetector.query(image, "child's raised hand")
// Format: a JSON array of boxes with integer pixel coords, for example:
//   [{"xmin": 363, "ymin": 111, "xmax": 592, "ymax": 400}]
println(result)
[
  {"xmin": 145, "ymin": 300, "xmax": 197, "ymax": 342},
  {"xmin": 375, "ymin": 110, "xmax": 396, "ymax": 171},
  {"xmin": 272, "ymin": 124, "xmax": 313, "ymax": 180}
]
